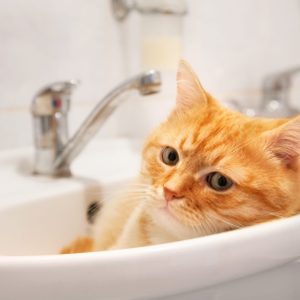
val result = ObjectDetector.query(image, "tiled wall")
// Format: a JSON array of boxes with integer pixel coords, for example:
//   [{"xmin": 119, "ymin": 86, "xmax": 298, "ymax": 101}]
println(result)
[{"xmin": 1, "ymin": 0, "xmax": 300, "ymax": 149}]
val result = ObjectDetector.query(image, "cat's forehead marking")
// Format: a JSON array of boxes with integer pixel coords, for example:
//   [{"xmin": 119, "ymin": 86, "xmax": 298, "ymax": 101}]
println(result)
[
  {"xmin": 176, "ymin": 111, "xmax": 245, "ymax": 151},
  {"xmin": 164, "ymin": 114, "xmax": 253, "ymax": 184},
  {"xmin": 177, "ymin": 120, "xmax": 245, "ymax": 157}
]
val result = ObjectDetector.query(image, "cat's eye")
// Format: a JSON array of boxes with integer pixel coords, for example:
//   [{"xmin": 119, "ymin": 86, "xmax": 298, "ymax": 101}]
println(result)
[
  {"xmin": 206, "ymin": 172, "xmax": 233, "ymax": 191},
  {"xmin": 161, "ymin": 147, "xmax": 179, "ymax": 166}
]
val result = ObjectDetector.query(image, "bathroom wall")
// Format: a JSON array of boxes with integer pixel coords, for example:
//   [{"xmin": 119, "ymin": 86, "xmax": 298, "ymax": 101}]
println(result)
[{"xmin": 0, "ymin": 0, "xmax": 300, "ymax": 149}]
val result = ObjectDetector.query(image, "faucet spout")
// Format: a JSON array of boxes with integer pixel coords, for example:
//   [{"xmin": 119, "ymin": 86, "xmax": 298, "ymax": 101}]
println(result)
[
  {"xmin": 31, "ymin": 70, "xmax": 161, "ymax": 176},
  {"xmin": 54, "ymin": 70, "xmax": 161, "ymax": 171}
]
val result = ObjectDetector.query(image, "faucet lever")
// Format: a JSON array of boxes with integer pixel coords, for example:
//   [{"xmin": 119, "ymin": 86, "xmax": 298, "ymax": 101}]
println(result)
[
  {"xmin": 32, "ymin": 80, "xmax": 79, "ymax": 116},
  {"xmin": 31, "ymin": 80, "xmax": 79, "ymax": 176}
]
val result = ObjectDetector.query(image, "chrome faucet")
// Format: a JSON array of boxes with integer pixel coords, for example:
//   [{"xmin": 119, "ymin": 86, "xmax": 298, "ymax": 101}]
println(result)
[
  {"xmin": 260, "ymin": 66, "xmax": 300, "ymax": 117},
  {"xmin": 31, "ymin": 70, "xmax": 161, "ymax": 176},
  {"xmin": 240, "ymin": 66, "xmax": 300, "ymax": 118}
]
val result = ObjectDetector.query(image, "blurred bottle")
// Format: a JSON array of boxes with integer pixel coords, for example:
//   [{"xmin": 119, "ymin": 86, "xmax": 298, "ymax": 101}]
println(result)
[{"xmin": 112, "ymin": 0, "xmax": 187, "ymax": 138}]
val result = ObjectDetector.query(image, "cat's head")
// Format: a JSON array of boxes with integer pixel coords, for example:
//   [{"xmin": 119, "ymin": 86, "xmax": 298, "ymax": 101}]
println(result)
[{"xmin": 141, "ymin": 60, "xmax": 300, "ymax": 240}]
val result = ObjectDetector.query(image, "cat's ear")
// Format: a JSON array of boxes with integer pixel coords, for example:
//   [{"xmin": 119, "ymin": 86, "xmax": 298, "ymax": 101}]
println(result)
[
  {"xmin": 264, "ymin": 117, "xmax": 300, "ymax": 169},
  {"xmin": 176, "ymin": 60, "xmax": 208, "ymax": 109}
]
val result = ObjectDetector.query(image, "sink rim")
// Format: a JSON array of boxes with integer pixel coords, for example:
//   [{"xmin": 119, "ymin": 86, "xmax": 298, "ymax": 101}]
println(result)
[
  {"xmin": 1, "ymin": 213, "xmax": 300, "ymax": 263},
  {"xmin": 1, "ymin": 212, "xmax": 300, "ymax": 298}
]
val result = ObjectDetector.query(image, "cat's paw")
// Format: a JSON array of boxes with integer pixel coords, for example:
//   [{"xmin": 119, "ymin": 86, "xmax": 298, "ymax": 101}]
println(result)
[{"xmin": 60, "ymin": 236, "xmax": 94, "ymax": 254}]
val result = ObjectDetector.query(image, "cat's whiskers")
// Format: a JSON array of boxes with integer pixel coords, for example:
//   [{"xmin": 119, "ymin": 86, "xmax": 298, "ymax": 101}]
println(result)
[
  {"xmin": 207, "ymin": 213, "xmax": 242, "ymax": 230},
  {"xmin": 202, "ymin": 215, "xmax": 220, "ymax": 234},
  {"xmin": 98, "ymin": 183, "xmax": 156, "ymax": 197},
  {"xmin": 262, "ymin": 210, "xmax": 286, "ymax": 219},
  {"xmin": 193, "ymin": 218, "xmax": 209, "ymax": 235},
  {"xmin": 94, "ymin": 185, "xmax": 157, "ymax": 206}
]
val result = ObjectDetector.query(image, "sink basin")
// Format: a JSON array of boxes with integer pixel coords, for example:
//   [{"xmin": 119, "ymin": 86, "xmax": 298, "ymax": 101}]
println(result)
[
  {"xmin": 0, "ymin": 139, "xmax": 141, "ymax": 256},
  {"xmin": 0, "ymin": 139, "xmax": 300, "ymax": 300}
]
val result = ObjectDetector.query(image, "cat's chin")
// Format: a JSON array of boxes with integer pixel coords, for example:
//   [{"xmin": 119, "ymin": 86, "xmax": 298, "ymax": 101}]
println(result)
[
  {"xmin": 148, "ymin": 204, "xmax": 201, "ymax": 242},
  {"xmin": 159, "ymin": 206, "xmax": 177, "ymax": 222},
  {"xmin": 153, "ymin": 199, "xmax": 183, "ymax": 225}
]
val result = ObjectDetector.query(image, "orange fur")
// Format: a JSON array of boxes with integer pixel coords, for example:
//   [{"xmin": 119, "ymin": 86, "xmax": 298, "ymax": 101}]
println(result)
[
  {"xmin": 61, "ymin": 60, "xmax": 300, "ymax": 254},
  {"xmin": 60, "ymin": 237, "xmax": 94, "ymax": 254}
]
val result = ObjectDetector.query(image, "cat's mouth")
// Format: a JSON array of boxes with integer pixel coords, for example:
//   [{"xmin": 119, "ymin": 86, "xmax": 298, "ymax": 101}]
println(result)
[
  {"xmin": 155, "ymin": 205, "xmax": 184, "ymax": 229},
  {"xmin": 147, "ymin": 189, "xmax": 188, "ymax": 225},
  {"xmin": 156, "ymin": 198, "xmax": 185, "ymax": 222},
  {"xmin": 150, "ymin": 199, "xmax": 205, "ymax": 240}
]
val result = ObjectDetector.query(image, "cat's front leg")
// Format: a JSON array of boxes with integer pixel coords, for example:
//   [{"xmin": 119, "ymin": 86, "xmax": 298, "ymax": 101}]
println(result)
[{"xmin": 60, "ymin": 236, "xmax": 94, "ymax": 254}]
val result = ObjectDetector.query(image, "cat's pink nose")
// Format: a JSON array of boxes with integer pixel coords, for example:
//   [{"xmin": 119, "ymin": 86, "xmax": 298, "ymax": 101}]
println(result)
[{"xmin": 163, "ymin": 187, "xmax": 182, "ymax": 202}]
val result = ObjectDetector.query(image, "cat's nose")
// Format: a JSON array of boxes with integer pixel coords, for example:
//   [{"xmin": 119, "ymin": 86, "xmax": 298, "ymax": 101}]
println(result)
[{"xmin": 163, "ymin": 187, "xmax": 183, "ymax": 202}]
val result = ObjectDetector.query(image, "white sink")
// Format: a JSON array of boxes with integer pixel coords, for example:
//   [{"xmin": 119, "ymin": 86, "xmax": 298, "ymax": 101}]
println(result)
[
  {"xmin": 0, "ymin": 139, "xmax": 300, "ymax": 300},
  {"xmin": 0, "ymin": 139, "xmax": 141, "ymax": 256}
]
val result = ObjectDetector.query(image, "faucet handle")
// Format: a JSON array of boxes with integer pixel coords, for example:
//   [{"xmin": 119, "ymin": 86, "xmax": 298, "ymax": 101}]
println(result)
[
  {"xmin": 32, "ymin": 80, "xmax": 79, "ymax": 116},
  {"xmin": 31, "ymin": 80, "xmax": 79, "ymax": 176}
]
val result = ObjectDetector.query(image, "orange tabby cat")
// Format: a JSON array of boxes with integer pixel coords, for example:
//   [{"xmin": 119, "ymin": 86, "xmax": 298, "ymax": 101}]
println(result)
[{"xmin": 61, "ymin": 60, "xmax": 300, "ymax": 254}]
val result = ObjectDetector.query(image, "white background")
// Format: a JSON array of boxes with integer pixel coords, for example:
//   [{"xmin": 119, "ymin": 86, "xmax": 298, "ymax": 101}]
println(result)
[{"xmin": 0, "ymin": 0, "xmax": 300, "ymax": 149}]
